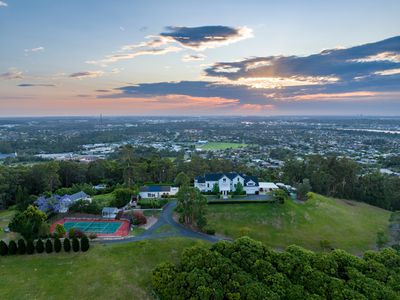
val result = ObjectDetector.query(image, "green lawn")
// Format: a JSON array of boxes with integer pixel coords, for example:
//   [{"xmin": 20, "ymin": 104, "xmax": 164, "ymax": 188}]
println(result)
[
  {"xmin": 0, "ymin": 238, "xmax": 207, "ymax": 300},
  {"xmin": 92, "ymin": 192, "xmax": 115, "ymax": 207},
  {"xmin": 207, "ymin": 193, "xmax": 390, "ymax": 254},
  {"xmin": 0, "ymin": 210, "xmax": 15, "ymax": 241},
  {"xmin": 199, "ymin": 142, "xmax": 247, "ymax": 151}
]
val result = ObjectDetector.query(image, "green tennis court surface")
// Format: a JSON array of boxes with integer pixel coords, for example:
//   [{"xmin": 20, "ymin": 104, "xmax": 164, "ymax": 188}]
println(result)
[{"xmin": 63, "ymin": 220, "xmax": 122, "ymax": 234}]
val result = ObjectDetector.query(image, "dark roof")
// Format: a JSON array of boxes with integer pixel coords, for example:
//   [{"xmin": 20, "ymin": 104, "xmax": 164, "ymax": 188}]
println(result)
[
  {"xmin": 140, "ymin": 185, "xmax": 171, "ymax": 192},
  {"xmin": 195, "ymin": 175, "xmax": 205, "ymax": 183},
  {"xmin": 244, "ymin": 175, "xmax": 259, "ymax": 185}
]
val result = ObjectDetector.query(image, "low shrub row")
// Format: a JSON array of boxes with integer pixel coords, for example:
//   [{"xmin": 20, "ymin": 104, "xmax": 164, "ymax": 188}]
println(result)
[
  {"xmin": 0, "ymin": 236, "xmax": 90, "ymax": 256},
  {"xmin": 138, "ymin": 198, "xmax": 168, "ymax": 209}
]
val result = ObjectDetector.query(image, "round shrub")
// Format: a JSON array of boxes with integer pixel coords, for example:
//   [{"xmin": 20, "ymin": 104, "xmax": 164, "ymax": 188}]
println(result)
[
  {"xmin": 8, "ymin": 240, "xmax": 17, "ymax": 255},
  {"xmin": 54, "ymin": 237, "xmax": 62, "ymax": 253},
  {"xmin": 72, "ymin": 237, "xmax": 80, "ymax": 252},
  {"xmin": 45, "ymin": 239, "xmax": 53, "ymax": 253},
  {"xmin": 0, "ymin": 240, "xmax": 8, "ymax": 256},
  {"xmin": 81, "ymin": 236, "xmax": 90, "ymax": 252},
  {"xmin": 89, "ymin": 233, "xmax": 97, "ymax": 240},
  {"xmin": 203, "ymin": 226, "xmax": 216, "ymax": 235},
  {"xmin": 68, "ymin": 228, "xmax": 75, "ymax": 239},
  {"xmin": 133, "ymin": 211, "xmax": 147, "ymax": 225},
  {"xmin": 17, "ymin": 239, "xmax": 26, "ymax": 254},
  {"xmin": 55, "ymin": 224, "xmax": 66, "ymax": 237},
  {"xmin": 26, "ymin": 240, "xmax": 35, "ymax": 254},
  {"xmin": 36, "ymin": 239, "xmax": 44, "ymax": 253},
  {"xmin": 74, "ymin": 229, "xmax": 86, "ymax": 239},
  {"xmin": 63, "ymin": 238, "xmax": 71, "ymax": 252}
]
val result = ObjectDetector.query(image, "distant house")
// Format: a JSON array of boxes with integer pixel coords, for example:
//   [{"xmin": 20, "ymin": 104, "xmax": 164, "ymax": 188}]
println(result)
[
  {"xmin": 102, "ymin": 207, "xmax": 119, "ymax": 219},
  {"xmin": 93, "ymin": 184, "xmax": 107, "ymax": 190},
  {"xmin": 195, "ymin": 172, "xmax": 259, "ymax": 197},
  {"xmin": 259, "ymin": 182, "xmax": 279, "ymax": 194},
  {"xmin": 139, "ymin": 185, "xmax": 179, "ymax": 199}
]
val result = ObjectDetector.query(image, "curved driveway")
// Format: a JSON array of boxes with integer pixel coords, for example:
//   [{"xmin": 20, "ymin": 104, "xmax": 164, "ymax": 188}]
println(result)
[{"xmin": 101, "ymin": 201, "xmax": 226, "ymax": 244}]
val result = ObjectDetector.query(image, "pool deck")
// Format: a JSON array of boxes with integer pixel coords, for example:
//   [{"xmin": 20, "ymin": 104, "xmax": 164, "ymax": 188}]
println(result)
[{"xmin": 51, "ymin": 218, "xmax": 130, "ymax": 237}]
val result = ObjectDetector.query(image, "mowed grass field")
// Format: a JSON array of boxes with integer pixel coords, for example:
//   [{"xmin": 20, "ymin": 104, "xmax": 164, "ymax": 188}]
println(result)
[
  {"xmin": 0, "ymin": 210, "xmax": 15, "ymax": 241},
  {"xmin": 199, "ymin": 142, "xmax": 247, "ymax": 151},
  {"xmin": 207, "ymin": 193, "xmax": 390, "ymax": 254},
  {"xmin": 92, "ymin": 192, "xmax": 115, "ymax": 207},
  {"xmin": 0, "ymin": 238, "xmax": 207, "ymax": 300}
]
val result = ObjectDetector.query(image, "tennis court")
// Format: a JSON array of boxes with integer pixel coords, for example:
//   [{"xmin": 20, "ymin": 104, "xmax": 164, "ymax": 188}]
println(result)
[
  {"xmin": 52, "ymin": 218, "xmax": 130, "ymax": 237},
  {"xmin": 63, "ymin": 220, "xmax": 123, "ymax": 234}
]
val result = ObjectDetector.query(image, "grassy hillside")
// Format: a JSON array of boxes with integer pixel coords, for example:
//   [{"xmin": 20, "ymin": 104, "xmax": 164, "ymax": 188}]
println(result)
[
  {"xmin": 0, "ymin": 238, "xmax": 207, "ymax": 300},
  {"xmin": 207, "ymin": 193, "xmax": 390, "ymax": 254}
]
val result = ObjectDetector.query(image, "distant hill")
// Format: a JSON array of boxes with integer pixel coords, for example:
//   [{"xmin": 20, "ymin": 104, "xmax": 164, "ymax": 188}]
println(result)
[{"xmin": 208, "ymin": 193, "xmax": 390, "ymax": 254}]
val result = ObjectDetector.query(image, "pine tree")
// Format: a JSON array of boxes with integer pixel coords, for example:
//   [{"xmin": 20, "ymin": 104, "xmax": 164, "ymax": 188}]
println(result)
[
  {"xmin": 0, "ymin": 240, "xmax": 8, "ymax": 256},
  {"xmin": 63, "ymin": 238, "xmax": 71, "ymax": 252},
  {"xmin": 36, "ymin": 239, "xmax": 44, "ymax": 253},
  {"xmin": 17, "ymin": 239, "xmax": 26, "ymax": 254},
  {"xmin": 80, "ymin": 236, "xmax": 90, "ymax": 252},
  {"xmin": 26, "ymin": 240, "xmax": 35, "ymax": 254},
  {"xmin": 72, "ymin": 237, "xmax": 80, "ymax": 252},
  {"xmin": 45, "ymin": 239, "xmax": 53, "ymax": 253},
  {"xmin": 54, "ymin": 237, "xmax": 62, "ymax": 253},
  {"xmin": 8, "ymin": 240, "xmax": 17, "ymax": 255}
]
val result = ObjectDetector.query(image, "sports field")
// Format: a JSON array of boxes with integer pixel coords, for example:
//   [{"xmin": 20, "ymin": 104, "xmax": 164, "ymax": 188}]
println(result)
[{"xmin": 52, "ymin": 219, "xmax": 130, "ymax": 237}]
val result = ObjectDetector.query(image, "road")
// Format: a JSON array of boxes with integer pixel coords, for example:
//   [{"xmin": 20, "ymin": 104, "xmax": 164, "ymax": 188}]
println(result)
[{"xmin": 100, "ymin": 201, "xmax": 226, "ymax": 244}]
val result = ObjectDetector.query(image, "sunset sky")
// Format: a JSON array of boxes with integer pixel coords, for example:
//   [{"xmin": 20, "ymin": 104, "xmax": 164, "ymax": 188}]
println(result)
[{"xmin": 0, "ymin": 0, "xmax": 399, "ymax": 116}]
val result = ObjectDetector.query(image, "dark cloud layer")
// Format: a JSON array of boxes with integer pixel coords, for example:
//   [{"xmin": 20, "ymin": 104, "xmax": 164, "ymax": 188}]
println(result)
[
  {"xmin": 160, "ymin": 25, "xmax": 251, "ymax": 49},
  {"xmin": 102, "ymin": 36, "xmax": 400, "ymax": 106},
  {"xmin": 205, "ymin": 36, "xmax": 400, "ymax": 80},
  {"xmin": 17, "ymin": 83, "xmax": 55, "ymax": 87}
]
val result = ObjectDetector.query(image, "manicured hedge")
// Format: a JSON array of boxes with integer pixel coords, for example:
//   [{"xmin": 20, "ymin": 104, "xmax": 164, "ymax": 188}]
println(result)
[
  {"xmin": 8, "ymin": 240, "xmax": 17, "ymax": 255},
  {"xmin": 17, "ymin": 239, "xmax": 26, "ymax": 255},
  {"xmin": 138, "ymin": 198, "xmax": 168, "ymax": 209},
  {"xmin": 54, "ymin": 237, "xmax": 62, "ymax": 253},
  {"xmin": 36, "ymin": 239, "xmax": 44, "ymax": 253},
  {"xmin": 72, "ymin": 237, "xmax": 80, "ymax": 252},
  {"xmin": 0, "ymin": 240, "xmax": 8, "ymax": 256},
  {"xmin": 63, "ymin": 238, "xmax": 71, "ymax": 252},
  {"xmin": 45, "ymin": 239, "xmax": 53, "ymax": 253},
  {"xmin": 26, "ymin": 240, "xmax": 35, "ymax": 254},
  {"xmin": 0, "ymin": 237, "xmax": 90, "ymax": 256},
  {"xmin": 81, "ymin": 236, "xmax": 90, "ymax": 252}
]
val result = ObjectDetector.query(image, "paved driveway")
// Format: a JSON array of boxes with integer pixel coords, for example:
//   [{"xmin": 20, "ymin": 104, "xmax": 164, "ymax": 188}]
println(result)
[{"xmin": 100, "ymin": 201, "xmax": 225, "ymax": 244}]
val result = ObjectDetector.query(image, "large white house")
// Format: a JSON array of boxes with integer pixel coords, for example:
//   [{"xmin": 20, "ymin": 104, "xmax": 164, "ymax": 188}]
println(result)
[{"xmin": 194, "ymin": 172, "xmax": 259, "ymax": 197}]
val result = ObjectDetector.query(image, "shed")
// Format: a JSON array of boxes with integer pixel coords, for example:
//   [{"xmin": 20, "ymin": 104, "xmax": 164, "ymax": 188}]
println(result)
[{"xmin": 102, "ymin": 207, "xmax": 119, "ymax": 219}]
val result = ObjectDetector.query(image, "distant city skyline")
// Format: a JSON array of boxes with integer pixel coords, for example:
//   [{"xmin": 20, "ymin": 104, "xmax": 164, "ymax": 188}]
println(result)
[{"xmin": 0, "ymin": 0, "xmax": 399, "ymax": 116}]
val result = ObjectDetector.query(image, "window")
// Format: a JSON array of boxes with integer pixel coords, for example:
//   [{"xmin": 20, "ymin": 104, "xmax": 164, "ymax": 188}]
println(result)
[{"xmin": 223, "ymin": 178, "xmax": 226, "ymax": 182}]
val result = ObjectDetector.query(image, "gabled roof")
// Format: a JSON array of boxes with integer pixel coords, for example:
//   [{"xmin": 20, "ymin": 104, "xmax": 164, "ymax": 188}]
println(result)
[
  {"xmin": 140, "ymin": 185, "xmax": 171, "ymax": 192},
  {"xmin": 196, "ymin": 172, "xmax": 258, "ymax": 186},
  {"xmin": 67, "ymin": 191, "xmax": 89, "ymax": 202},
  {"xmin": 244, "ymin": 175, "xmax": 259, "ymax": 185}
]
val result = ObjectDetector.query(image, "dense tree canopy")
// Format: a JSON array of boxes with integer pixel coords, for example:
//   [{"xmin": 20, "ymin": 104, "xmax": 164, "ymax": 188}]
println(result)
[
  {"xmin": 152, "ymin": 237, "xmax": 400, "ymax": 300},
  {"xmin": 283, "ymin": 155, "xmax": 400, "ymax": 210}
]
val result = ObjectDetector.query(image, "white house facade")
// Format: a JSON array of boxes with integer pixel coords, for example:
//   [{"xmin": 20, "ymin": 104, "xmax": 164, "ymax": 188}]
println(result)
[
  {"xmin": 194, "ymin": 173, "xmax": 260, "ymax": 197},
  {"xmin": 139, "ymin": 185, "xmax": 179, "ymax": 199}
]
